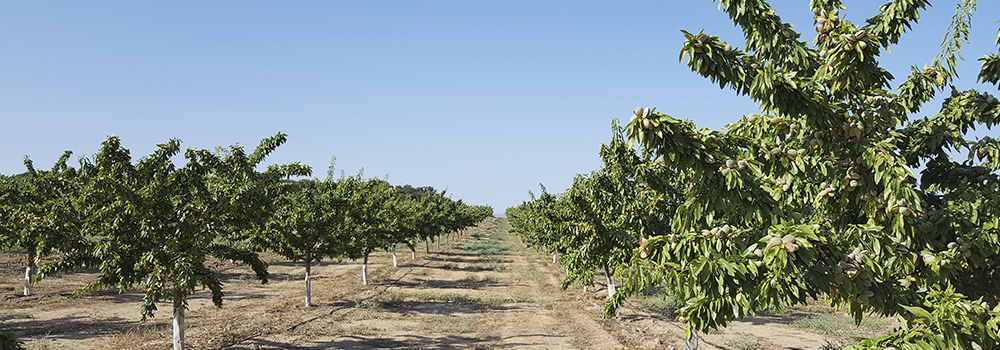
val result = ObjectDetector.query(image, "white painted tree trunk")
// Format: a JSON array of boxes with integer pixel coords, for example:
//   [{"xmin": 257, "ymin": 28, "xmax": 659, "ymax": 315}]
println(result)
[
  {"xmin": 686, "ymin": 329, "xmax": 700, "ymax": 350},
  {"xmin": 411, "ymin": 249, "xmax": 415, "ymax": 260},
  {"xmin": 362, "ymin": 253, "xmax": 369, "ymax": 285},
  {"xmin": 24, "ymin": 267, "xmax": 31, "ymax": 296},
  {"xmin": 552, "ymin": 253, "xmax": 557, "ymax": 264},
  {"xmin": 392, "ymin": 251, "xmax": 398, "ymax": 268},
  {"xmin": 607, "ymin": 284, "xmax": 617, "ymax": 299},
  {"xmin": 173, "ymin": 306, "xmax": 185, "ymax": 350},
  {"xmin": 583, "ymin": 286, "xmax": 588, "ymax": 293},
  {"xmin": 305, "ymin": 275, "xmax": 312, "ymax": 307}
]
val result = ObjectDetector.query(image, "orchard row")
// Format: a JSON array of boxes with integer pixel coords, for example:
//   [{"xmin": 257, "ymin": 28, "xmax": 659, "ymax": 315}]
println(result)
[{"xmin": 0, "ymin": 133, "xmax": 491, "ymax": 350}]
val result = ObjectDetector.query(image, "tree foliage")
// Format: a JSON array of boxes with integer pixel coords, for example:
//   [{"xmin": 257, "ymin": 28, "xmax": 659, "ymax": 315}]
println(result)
[
  {"xmin": 33, "ymin": 134, "xmax": 309, "ymax": 349},
  {"xmin": 0, "ymin": 151, "xmax": 90, "ymax": 291},
  {"xmin": 510, "ymin": 1, "xmax": 1000, "ymax": 348}
]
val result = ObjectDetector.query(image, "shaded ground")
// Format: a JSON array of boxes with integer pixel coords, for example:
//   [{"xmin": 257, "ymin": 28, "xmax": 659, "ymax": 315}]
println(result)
[{"xmin": 0, "ymin": 218, "xmax": 890, "ymax": 349}]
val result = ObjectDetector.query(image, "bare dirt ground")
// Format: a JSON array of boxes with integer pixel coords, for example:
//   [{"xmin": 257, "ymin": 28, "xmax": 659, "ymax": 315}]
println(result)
[{"xmin": 1, "ymin": 218, "xmax": 891, "ymax": 349}]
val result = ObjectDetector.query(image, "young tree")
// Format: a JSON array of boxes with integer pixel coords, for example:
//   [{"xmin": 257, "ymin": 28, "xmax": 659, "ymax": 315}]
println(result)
[
  {"xmin": 38, "ymin": 134, "xmax": 309, "ymax": 350},
  {"xmin": 336, "ymin": 176, "xmax": 401, "ymax": 285},
  {"xmin": 600, "ymin": 1, "xmax": 1000, "ymax": 349},
  {"xmin": 259, "ymin": 179, "xmax": 347, "ymax": 307},
  {"xmin": 0, "ymin": 151, "xmax": 90, "ymax": 296}
]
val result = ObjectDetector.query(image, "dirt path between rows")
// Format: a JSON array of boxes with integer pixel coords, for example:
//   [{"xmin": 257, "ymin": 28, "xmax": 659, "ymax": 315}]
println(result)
[{"xmin": 2, "ymin": 218, "xmax": 869, "ymax": 349}]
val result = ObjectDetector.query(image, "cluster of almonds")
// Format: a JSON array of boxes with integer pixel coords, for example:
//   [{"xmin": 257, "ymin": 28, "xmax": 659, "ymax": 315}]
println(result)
[
  {"xmin": 760, "ymin": 116, "xmax": 797, "ymax": 139},
  {"xmin": 948, "ymin": 237, "xmax": 972, "ymax": 258},
  {"xmin": 837, "ymin": 30, "xmax": 869, "ymax": 51},
  {"xmin": 840, "ymin": 169, "xmax": 866, "ymax": 191},
  {"xmin": 632, "ymin": 106, "xmax": 653, "ymax": 129},
  {"xmin": 803, "ymin": 132, "xmax": 825, "ymax": 147},
  {"xmin": 922, "ymin": 252, "xmax": 957, "ymax": 269},
  {"xmin": 981, "ymin": 91, "xmax": 1000, "ymax": 104},
  {"xmin": 776, "ymin": 177, "xmax": 790, "ymax": 192},
  {"xmin": 891, "ymin": 199, "xmax": 913, "ymax": 216},
  {"xmin": 812, "ymin": 6, "xmax": 839, "ymax": 34},
  {"xmin": 833, "ymin": 247, "xmax": 874, "ymax": 305},
  {"xmin": 978, "ymin": 136, "xmax": 995, "ymax": 161},
  {"xmin": 786, "ymin": 147, "xmax": 807, "ymax": 157},
  {"xmin": 842, "ymin": 120, "xmax": 868, "ymax": 138},
  {"xmin": 690, "ymin": 33, "xmax": 709, "ymax": 53},
  {"xmin": 764, "ymin": 147, "xmax": 806, "ymax": 161},
  {"xmin": 720, "ymin": 159, "xmax": 748, "ymax": 176},
  {"xmin": 766, "ymin": 234, "xmax": 799, "ymax": 253},
  {"xmin": 817, "ymin": 182, "xmax": 838, "ymax": 199},
  {"xmin": 700, "ymin": 224, "xmax": 733, "ymax": 238},
  {"xmin": 860, "ymin": 191, "xmax": 884, "ymax": 204},
  {"xmin": 666, "ymin": 234, "xmax": 680, "ymax": 249},
  {"xmin": 979, "ymin": 136, "xmax": 994, "ymax": 147}
]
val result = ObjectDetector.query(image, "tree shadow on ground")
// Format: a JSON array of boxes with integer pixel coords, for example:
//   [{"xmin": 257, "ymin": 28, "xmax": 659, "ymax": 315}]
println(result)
[
  {"xmin": 391, "ymin": 278, "xmax": 512, "ymax": 290},
  {"xmin": 3, "ymin": 315, "xmax": 163, "ymax": 340},
  {"xmin": 225, "ymin": 334, "xmax": 557, "ymax": 350}
]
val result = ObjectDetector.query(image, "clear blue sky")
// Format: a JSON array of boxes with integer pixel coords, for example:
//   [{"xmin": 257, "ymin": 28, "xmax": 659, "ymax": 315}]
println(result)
[{"xmin": 2, "ymin": 1, "xmax": 998, "ymax": 214}]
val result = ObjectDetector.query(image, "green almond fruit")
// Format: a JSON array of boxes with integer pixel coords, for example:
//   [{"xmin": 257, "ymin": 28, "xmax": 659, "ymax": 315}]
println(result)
[{"xmin": 768, "ymin": 237, "xmax": 783, "ymax": 247}]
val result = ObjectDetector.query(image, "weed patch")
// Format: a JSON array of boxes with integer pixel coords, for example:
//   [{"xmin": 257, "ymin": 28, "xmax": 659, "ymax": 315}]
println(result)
[
  {"xmin": 424, "ymin": 314, "xmax": 476, "ymax": 333},
  {"xmin": 724, "ymin": 334, "xmax": 764, "ymax": 350},
  {"xmin": 460, "ymin": 275, "xmax": 497, "ymax": 289},
  {"xmin": 304, "ymin": 325, "xmax": 377, "ymax": 336},
  {"xmin": 638, "ymin": 295, "xmax": 685, "ymax": 318},
  {"xmin": 789, "ymin": 313, "xmax": 893, "ymax": 340}
]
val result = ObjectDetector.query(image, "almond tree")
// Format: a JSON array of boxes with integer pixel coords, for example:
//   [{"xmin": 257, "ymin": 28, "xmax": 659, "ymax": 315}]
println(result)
[
  {"xmin": 259, "ymin": 179, "xmax": 348, "ymax": 307},
  {"xmin": 0, "ymin": 151, "xmax": 90, "ymax": 296},
  {"xmin": 38, "ymin": 134, "xmax": 309, "ymax": 350},
  {"xmin": 508, "ymin": 127, "xmax": 680, "ymax": 296},
  {"xmin": 601, "ymin": 1, "xmax": 1000, "ymax": 349},
  {"xmin": 336, "ymin": 176, "xmax": 401, "ymax": 285}
]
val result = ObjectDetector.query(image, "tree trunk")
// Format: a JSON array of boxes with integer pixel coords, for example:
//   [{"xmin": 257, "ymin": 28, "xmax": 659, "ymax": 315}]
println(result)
[
  {"xmin": 304, "ymin": 259, "xmax": 312, "ymax": 307},
  {"xmin": 362, "ymin": 252, "xmax": 369, "ymax": 285},
  {"xmin": 425, "ymin": 239, "xmax": 430, "ymax": 254},
  {"xmin": 603, "ymin": 262, "xmax": 615, "ymax": 299},
  {"xmin": 392, "ymin": 250, "xmax": 398, "ymax": 268},
  {"xmin": 24, "ymin": 267, "xmax": 32, "ymax": 296},
  {"xmin": 552, "ymin": 252, "xmax": 557, "ymax": 264},
  {"xmin": 410, "ymin": 246, "xmax": 416, "ymax": 260},
  {"xmin": 24, "ymin": 249, "xmax": 37, "ymax": 296},
  {"xmin": 172, "ymin": 288, "xmax": 186, "ymax": 350}
]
